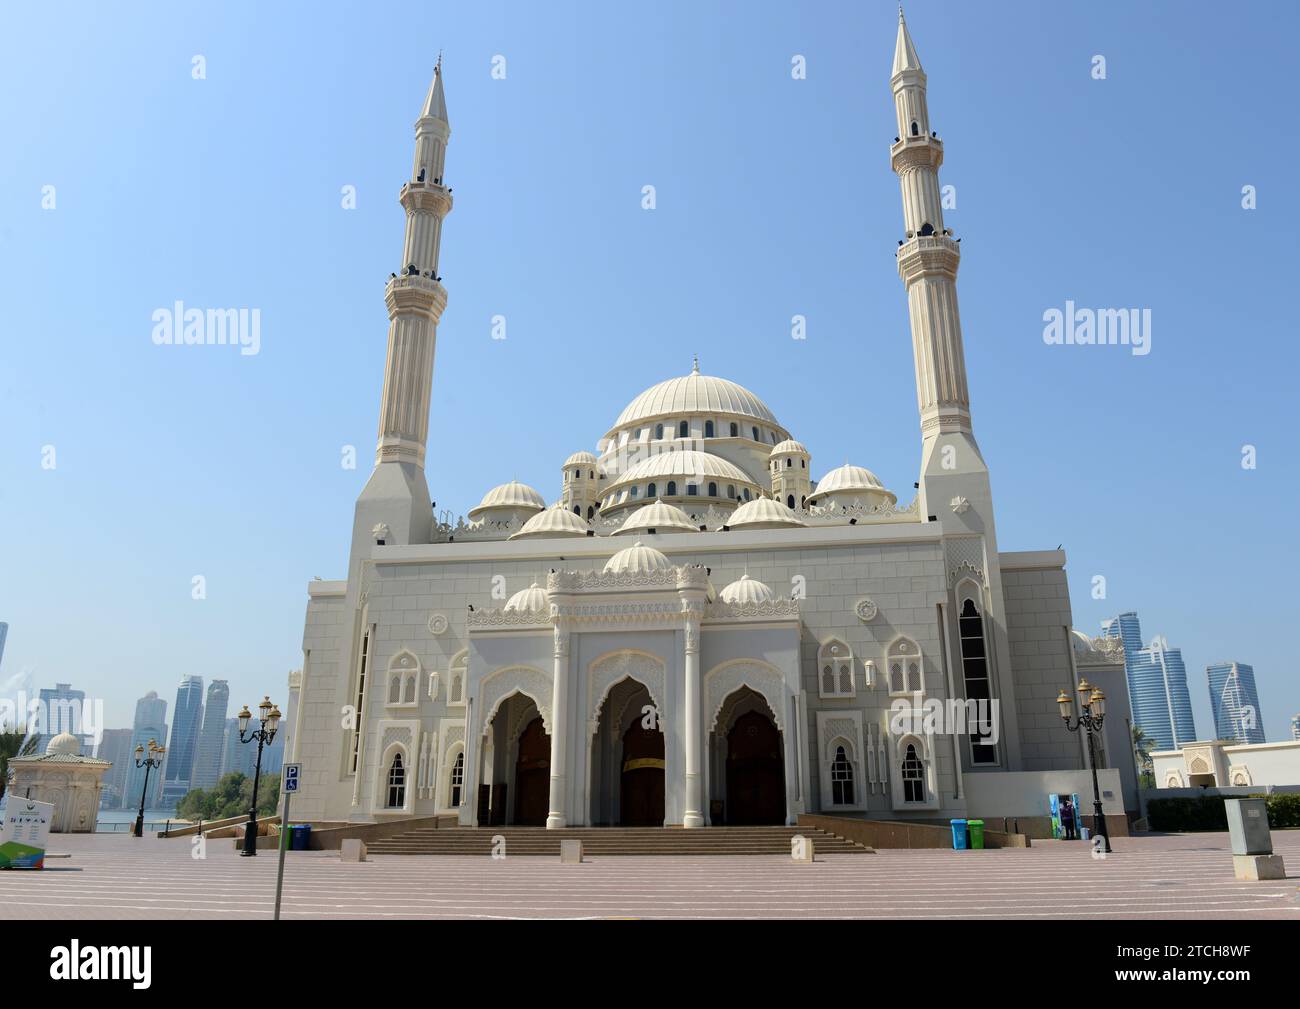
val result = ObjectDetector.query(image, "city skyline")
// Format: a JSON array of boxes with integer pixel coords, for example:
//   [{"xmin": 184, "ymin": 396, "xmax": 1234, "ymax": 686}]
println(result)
[
  {"xmin": 1207, "ymin": 661, "xmax": 1266, "ymax": 745},
  {"xmin": 1, "ymin": 1, "xmax": 1297, "ymax": 744}
]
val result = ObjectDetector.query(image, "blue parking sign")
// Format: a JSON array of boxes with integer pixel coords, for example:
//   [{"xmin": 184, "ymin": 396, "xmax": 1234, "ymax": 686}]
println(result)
[{"xmin": 283, "ymin": 763, "xmax": 301, "ymax": 793}]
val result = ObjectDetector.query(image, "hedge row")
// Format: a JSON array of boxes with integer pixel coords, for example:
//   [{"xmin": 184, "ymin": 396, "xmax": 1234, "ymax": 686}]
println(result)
[{"xmin": 1146, "ymin": 793, "xmax": 1300, "ymax": 831}]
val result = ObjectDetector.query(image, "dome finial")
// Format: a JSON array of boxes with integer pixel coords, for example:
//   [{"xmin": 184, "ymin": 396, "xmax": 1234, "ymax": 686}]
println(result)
[{"xmin": 691, "ymin": 354, "xmax": 700, "ymax": 375}]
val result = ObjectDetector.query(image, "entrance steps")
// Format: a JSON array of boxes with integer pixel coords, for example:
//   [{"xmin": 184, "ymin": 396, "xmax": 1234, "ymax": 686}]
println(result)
[{"xmin": 366, "ymin": 824, "xmax": 872, "ymax": 856}]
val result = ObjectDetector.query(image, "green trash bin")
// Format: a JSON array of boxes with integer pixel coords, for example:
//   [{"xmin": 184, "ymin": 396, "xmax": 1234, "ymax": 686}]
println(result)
[{"xmin": 967, "ymin": 819, "xmax": 985, "ymax": 850}]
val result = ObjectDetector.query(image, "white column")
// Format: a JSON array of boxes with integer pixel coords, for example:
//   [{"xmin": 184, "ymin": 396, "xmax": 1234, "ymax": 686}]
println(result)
[
  {"xmin": 682, "ymin": 613, "xmax": 704, "ymax": 828},
  {"xmin": 546, "ymin": 623, "xmax": 570, "ymax": 829}
]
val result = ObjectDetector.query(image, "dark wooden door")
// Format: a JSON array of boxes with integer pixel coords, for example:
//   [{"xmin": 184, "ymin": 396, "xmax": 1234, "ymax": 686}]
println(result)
[
  {"xmin": 725, "ymin": 710, "xmax": 785, "ymax": 824},
  {"xmin": 513, "ymin": 717, "xmax": 550, "ymax": 825},
  {"xmin": 620, "ymin": 720, "xmax": 665, "ymax": 826}
]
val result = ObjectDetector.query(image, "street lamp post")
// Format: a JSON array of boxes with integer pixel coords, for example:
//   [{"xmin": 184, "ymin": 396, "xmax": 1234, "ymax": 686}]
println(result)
[
  {"xmin": 237, "ymin": 696, "xmax": 281, "ymax": 857},
  {"xmin": 132, "ymin": 739, "xmax": 166, "ymax": 839},
  {"xmin": 1056, "ymin": 679, "xmax": 1111, "ymax": 854}
]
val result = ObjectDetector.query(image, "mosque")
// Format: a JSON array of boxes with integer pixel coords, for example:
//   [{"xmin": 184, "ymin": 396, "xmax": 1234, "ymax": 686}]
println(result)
[{"xmin": 284, "ymin": 14, "xmax": 1130, "ymax": 833}]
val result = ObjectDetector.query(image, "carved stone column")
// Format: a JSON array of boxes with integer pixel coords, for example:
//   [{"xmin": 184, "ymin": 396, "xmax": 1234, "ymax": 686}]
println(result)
[
  {"xmin": 546, "ymin": 621, "xmax": 570, "ymax": 829},
  {"xmin": 682, "ymin": 609, "xmax": 704, "ymax": 828}
]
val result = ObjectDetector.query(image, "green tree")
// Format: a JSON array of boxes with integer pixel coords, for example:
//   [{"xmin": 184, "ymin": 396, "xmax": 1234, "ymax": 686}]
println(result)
[
  {"xmin": 173, "ymin": 769, "xmax": 280, "ymax": 821},
  {"xmin": 1132, "ymin": 725, "xmax": 1155, "ymax": 788},
  {"xmin": 0, "ymin": 721, "xmax": 37, "ymax": 799}
]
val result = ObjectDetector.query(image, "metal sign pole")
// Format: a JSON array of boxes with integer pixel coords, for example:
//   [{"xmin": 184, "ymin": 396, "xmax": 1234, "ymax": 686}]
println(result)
[{"xmin": 273, "ymin": 763, "xmax": 300, "ymax": 921}]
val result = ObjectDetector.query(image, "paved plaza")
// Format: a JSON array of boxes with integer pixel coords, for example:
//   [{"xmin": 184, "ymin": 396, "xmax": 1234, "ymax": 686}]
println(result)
[{"xmin": 3, "ymin": 830, "xmax": 1298, "ymax": 920}]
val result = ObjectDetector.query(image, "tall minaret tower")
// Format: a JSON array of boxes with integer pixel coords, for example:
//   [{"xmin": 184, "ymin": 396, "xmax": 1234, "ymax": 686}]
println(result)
[{"xmin": 355, "ymin": 60, "xmax": 453, "ymax": 548}]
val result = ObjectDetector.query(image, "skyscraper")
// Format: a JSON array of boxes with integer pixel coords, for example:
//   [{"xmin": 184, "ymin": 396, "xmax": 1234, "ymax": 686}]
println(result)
[
  {"xmin": 161, "ymin": 675, "xmax": 204, "ymax": 806},
  {"xmin": 23, "ymin": 682, "xmax": 94, "ymax": 756},
  {"xmin": 1206, "ymin": 662, "xmax": 1265, "ymax": 744},
  {"xmin": 222, "ymin": 717, "xmax": 256, "ymax": 780},
  {"xmin": 1291, "ymin": 713, "xmax": 1300, "ymax": 741},
  {"xmin": 1102, "ymin": 614, "xmax": 1197, "ymax": 752},
  {"xmin": 191, "ymin": 679, "xmax": 230, "ymax": 791},
  {"xmin": 95, "ymin": 728, "xmax": 135, "ymax": 809},
  {"xmin": 125, "ymin": 691, "xmax": 168, "ymax": 811}
]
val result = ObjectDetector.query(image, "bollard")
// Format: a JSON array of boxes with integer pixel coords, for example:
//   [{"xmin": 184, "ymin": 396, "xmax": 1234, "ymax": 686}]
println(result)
[
  {"xmin": 1226, "ymin": 798, "xmax": 1285, "ymax": 880},
  {"xmin": 340, "ymin": 838, "xmax": 367, "ymax": 862},
  {"xmin": 560, "ymin": 839, "xmax": 583, "ymax": 864}
]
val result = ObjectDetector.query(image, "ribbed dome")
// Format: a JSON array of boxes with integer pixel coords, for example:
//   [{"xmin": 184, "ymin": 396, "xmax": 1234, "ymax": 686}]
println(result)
[
  {"xmin": 719, "ymin": 574, "xmax": 776, "ymax": 605},
  {"xmin": 807, "ymin": 464, "xmax": 897, "ymax": 506},
  {"xmin": 564, "ymin": 451, "xmax": 599, "ymax": 468},
  {"xmin": 770, "ymin": 439, "xmax": 809, "ymax": 457},
  {"xmin": 603, "ymin": 540, "xmax": 674, "ymax": 575},
  {"xmin": 616, "ymin": 499, "xmax": 698, "ymax": 535},
  {"xmin": 612, "ymin": 365, "xmax": 779, "ymax": 431},
  {"xmin": 468, "ymin": 480, "xmax": 546, "ymax": 519},
  {"xmin": 46, "ymin": 731, "xmax": 81, "ymax": 756},
  {"xmin": 607, "ymin": 450, "xmax": 755, "ymax": 492},
  {"xmin": 504, "ymin": 583, "xmax": 549, "ymax": 614},
  {"xmin": 726, "ymin": 496, "xmax": 806, "ymax": 529},
  {"xmin": 510, "ymin": 505, "xmax": 590, "ymax": 539}
]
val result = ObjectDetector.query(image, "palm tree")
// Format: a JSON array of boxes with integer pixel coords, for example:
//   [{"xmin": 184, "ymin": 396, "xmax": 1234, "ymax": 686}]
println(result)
[{"xmin": 1132, "ymin": 724, "xmax": 1155, "ymax": 787}]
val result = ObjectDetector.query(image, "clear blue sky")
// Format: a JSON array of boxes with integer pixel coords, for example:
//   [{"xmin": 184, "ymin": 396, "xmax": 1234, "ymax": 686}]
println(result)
[{"xmin": 1, "ymin": 1, "xmax": 1296, "ymax": 742}]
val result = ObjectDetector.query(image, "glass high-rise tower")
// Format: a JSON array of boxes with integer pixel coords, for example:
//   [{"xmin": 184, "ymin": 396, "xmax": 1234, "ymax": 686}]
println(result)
[
  {"xmin": 1206, "ymin": 662, "xmax": 1265, "ymax": 744},
  {"xmin": 1101, "ymin": 613, "xmax": 1197, "ymax": 751},
  {"xmin": 161, "ymin": 675, "xmax": 205, "ymax": 806}
]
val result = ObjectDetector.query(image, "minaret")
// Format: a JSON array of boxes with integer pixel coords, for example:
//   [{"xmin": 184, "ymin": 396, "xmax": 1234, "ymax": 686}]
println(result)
[
  {"xmin": 891, "ymin": 8, "xmax": 970, "ymax": 445},
  {"xmin": 355, "ymin": 60, "xmax": 453, "ymax": 547}
]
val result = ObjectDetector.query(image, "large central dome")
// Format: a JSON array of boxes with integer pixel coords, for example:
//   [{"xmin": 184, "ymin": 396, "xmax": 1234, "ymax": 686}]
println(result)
[{"xmin": 611, "ymin": 361, "xmax": 779, "ymax": 432}]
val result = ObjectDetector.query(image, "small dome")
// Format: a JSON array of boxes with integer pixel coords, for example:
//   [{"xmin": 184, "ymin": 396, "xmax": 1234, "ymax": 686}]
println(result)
[
  {"xmin": 603, "ymin": 540, "xmax": 674, "ymax": 575},
  {"xmin": 469, "ymin": 480, "xmax": 546, "ymax": 519},
  {"xmin": 719, "ymin": 574, "xmax": 776, "ymax": 605},
  {"xmin": 616, "ymin": 499, "xmax": 698, "ymax": 536},
  {"xmin": 770, "ymin": 439, "xmax": 809, "ymax": 457},
  {"xmin": 504, "ymin": 583, "xmax": 549, "ymax": 614},
  {"xmin": 510, "ymin": 505, "xmax": 590, "ymax": 540},
  {"xmin": 46, "ymin": 731, "xmax": 81, "ymax": 756},
  {"xmin": 564, "ymin": 451, "xmax": 599, "ymax": 468},
  {"xmin": 807, "ymin": 463, "xmax": 897, "ymax": 507},
  {"xmin": 726, "ymin": 496, "xmax": 806, "ymax": 529}
]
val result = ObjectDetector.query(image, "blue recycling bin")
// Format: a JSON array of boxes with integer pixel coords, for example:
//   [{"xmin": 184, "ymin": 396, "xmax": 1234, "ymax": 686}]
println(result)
[
  {"xmin": 290, "ymin": 824, "xmax": 311, "ymax": 851},
  {"xmin": 949, "ymin": 819, "xmax": 968, "ymax": 850}
]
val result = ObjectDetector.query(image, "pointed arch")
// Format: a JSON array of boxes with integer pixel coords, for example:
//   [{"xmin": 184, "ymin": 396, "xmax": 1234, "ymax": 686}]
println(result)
[
  {"xmin": 705, "ymin": 658, "xmax": 786, "ymax": 733},
  {"xmin": 587, "ymin": 650, "xmax": 666, "ymax": 733}
]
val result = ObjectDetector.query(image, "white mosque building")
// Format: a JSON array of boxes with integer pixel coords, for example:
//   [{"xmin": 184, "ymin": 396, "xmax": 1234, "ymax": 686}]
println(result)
[{"xmin": 285, "ymin": 15, "xmax": 1127, "ymax": 832}]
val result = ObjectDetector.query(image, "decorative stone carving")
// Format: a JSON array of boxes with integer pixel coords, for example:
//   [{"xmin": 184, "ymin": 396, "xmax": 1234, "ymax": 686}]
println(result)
[
  {"xmin": 479, "ymin": 666, "xmax": 552, "ymax": 736},
  {"xmin": 588, "ymin": 652, "xmax": 666, "ymax": 733},
  {"xmin": 427, "ymin": 612, "xmax": 449, "ymax": 636},
  {"xmin": 855, "ymin": 598, "xmax": 878, "ymax": 622},
  {"xmin": 949, "ymin": 496, "xmax": 970, "ymax": 515},
  {"xmin": 944, "ymin": 536, "xmax": 986, "ymax": 587},
  {"xmin": 707, "ymin": 598, "xmax": 801, "ymax": 621},
  {"xmin": 371, "ymin": 522, "xmax": 391, "ymax": 542},
  {"xmin": 705, "ymin": 660, "xmax": 786, "ymax": 733}
]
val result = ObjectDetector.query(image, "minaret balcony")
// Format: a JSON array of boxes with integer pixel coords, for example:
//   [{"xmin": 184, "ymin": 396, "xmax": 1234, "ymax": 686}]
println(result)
[
  {"xmin": 890, "ymin": 134, "xmax": 943, "ymax": 173},
  {"xmin": 399, "ymin": 181, "xmax": 453, "ymax": 215},
  {"xmin": 897, "ymin": 234, "xmax": 960, "ymax": 283},
  {"xmin": 385, "ymin": 273, "xmax": 448, "ymax": 316}
]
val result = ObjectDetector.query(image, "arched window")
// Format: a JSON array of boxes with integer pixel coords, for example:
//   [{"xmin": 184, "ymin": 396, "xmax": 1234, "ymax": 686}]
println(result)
[
  {"xmin": 667, "ymin": 481, "xmax": 677, "ymax": 496},
  {"xmin": 727, "ymin": 484, "xmax": 736, "ymax": 499},
  {"xmin": 655, "ymin": 423, "xmax": 664, "ymax": 439},
  {"xmin": 449, "ymin": 751, "xmax": 464, "ymax": 807},
  {"xmin": 887, "ymin": 637, "xmax": 923, "ymax": 696},
  {"xmin": 902, "ymin": 744, "xmax": 925, "ymax": 802},
  {"xmin": 630, "ymin": 485, "xmax": 639, "ymax": 498},
  {"xmin": 801, "ymin": 459, "xmax": 805, "ymax": 469},
  {"xmin": 448, "ymin": 651, "xmax": 467, "ymax": 706},
  {"xmin": 708, "ymin": 481, "xmax": 717, "ymax": 497},
  {"xmin": 957, "ymin": 587, "xmax": 996, "ymax": 764},
  {"xmin": 729, "ymin": 422, "xmax": 738, "ymax": 437},
  {"xmin": 647, "ymin": 482, "xmax": 656, "ymax": 498},
  {"xmin": 678, "ymin": 420, "xmax": 689, "ymax": 438},
  {"xmin": 831, "ymin": 746, "xmax": 855, "ymax": 805},
  {"xmin": 687, "ymin": 483, "xmax": 698, "ymax": 496},
  {"xmin": 574, "ymin": 505, "xmax": 581, "ymax": 514},
  {"xmin": 786, "ymin": 458, "xmax": 792, "ymax": 467},
  {"xmin": 705, "ymin": 420, "xmax": 714, "ymax": 438},
  {"xmin": 787, "ymin": 494, "xmax": 795, "ymax": 509},
  {"xmin": 389, "ymin": 675, "xmax": 401, "ymax": 704},
  {"xmin": 818, "ymin": 639, "xmax": 854, "ymax": 698},
  {"xmin": 751, "ymin": 426, "xmax": 759, "ymax": 441},
  {"xmin": 587, "ymin": 505, "xmax": 594, "ymax": 519},
  {"xmin": 911, "ymin": 120, "xmax": 919, "ymax": 136},
  {"xmin": 402, "ymin": 675, "xmax": 415, "ymax": 703},
  {"xmin": 800, "ymin": 495, "xmax": 806, "ymax": 508},
  {"xmin": 386, "ymin": 752, "xmax": 406, "ymax": 808}
]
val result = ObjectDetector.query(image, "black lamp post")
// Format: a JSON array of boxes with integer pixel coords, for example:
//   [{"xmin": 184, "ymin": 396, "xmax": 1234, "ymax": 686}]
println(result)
[
  {"xmin": 237, "ymin": 696, "xmax": 281, "ymax": 857},
  {"xmin": 132, "ymin": 738, "xmax": 166, "ymax": 838},
  {"xmin": 1057, "ymin": 679, "xmax": 1111, "ymax": 854}
]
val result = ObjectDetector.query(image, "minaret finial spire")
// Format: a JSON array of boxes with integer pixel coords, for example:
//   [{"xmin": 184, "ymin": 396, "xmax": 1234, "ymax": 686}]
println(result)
[{"xmin": 691, "ymin": 354, "xmax": 700, "ymax": 374}]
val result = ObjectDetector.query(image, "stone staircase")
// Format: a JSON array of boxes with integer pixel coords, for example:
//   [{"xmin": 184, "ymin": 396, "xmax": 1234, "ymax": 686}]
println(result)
[{"xmin": 366, "ymin": 824, "xmax": 872, "ymax": 856}]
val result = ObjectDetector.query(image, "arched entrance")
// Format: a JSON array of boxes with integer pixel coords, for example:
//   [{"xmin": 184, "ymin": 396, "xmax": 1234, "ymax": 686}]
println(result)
[
  {"xmin": 725, "ymin": 709, "xmax": 785, "ymax": 825},
  {"xmin": 620, "ymin": 718, "xmax": 665, "ymax": 826},
  {"xmin": 513, "ymin": 717, "xmax": 550, "ymax": 825}
]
